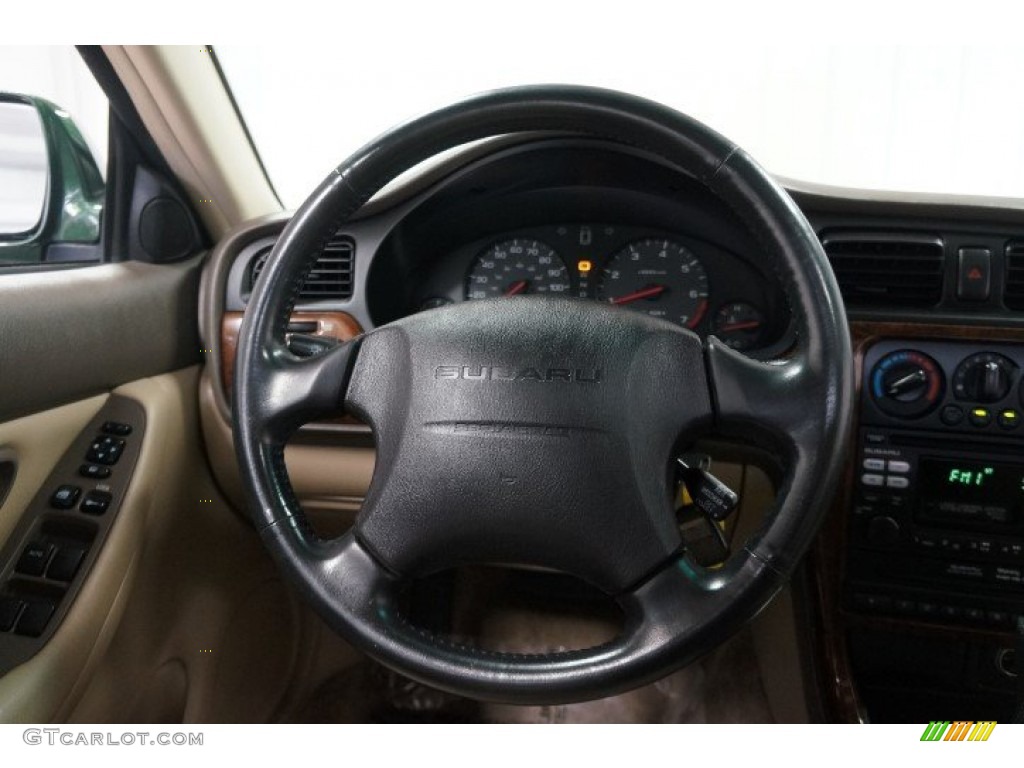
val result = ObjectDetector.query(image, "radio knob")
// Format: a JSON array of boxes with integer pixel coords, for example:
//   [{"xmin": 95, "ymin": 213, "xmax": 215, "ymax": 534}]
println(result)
[
  {"xmin": 866, "ymin": 515, "xmax": 901, "ymax": 547},
  {"xmin": 954, "ymin": 353, "xmax": 1015, "ymax": 403}
]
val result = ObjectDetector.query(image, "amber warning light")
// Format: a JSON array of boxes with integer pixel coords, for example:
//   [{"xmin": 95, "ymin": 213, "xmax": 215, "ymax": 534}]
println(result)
[{"xmin": 578, "ymin": 260, "xmax": 592, "ymax": 274}]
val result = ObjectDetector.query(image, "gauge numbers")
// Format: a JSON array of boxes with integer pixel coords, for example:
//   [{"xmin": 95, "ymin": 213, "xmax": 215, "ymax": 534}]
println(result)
[
  {"xmin": 465, "ymin": 239, "xmax": 571, "ymax": 300},
  {"xmin": 598, "ymin": 239, "xmax": 709, "ymax": 328}
]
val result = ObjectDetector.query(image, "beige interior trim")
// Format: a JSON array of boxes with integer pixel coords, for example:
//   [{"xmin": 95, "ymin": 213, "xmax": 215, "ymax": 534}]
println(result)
[
  {"xmin": 734, "ymin": 464, "xmax": 810, "ymax": 723},
  {"xmin": 0, "ymin": 395, "xmax": 107, "ymax": 565},
  {"xmin": 102, "ymin": 45, "xmax": 281, "ymax": 237},
  {"xmin": 198, "ymin": 373, "xmax": 375, "ymax": 513}
]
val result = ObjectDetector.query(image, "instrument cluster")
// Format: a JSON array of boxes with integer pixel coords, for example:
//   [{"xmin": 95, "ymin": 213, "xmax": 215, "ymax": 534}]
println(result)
[{"xmin": 415, "ymin": 223, "xmax": 779, "ymax": 352}]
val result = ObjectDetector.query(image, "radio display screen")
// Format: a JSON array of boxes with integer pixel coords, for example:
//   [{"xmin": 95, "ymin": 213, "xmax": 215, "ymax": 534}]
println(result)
[{"xmin": 917, "ymin": 458, "xmax": 1024, "ymax": 526}]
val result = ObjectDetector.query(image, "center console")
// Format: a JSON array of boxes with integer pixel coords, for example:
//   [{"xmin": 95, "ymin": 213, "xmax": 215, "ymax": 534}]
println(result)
[{"xmin": 844, "ymin": 338, "xmax": 1024, "ymax": 721}]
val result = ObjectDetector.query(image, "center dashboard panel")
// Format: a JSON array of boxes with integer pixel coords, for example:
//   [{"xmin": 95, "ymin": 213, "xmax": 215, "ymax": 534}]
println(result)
[{"xmin": 842, "ymin": 337, "xmax": 1024, "ymax": 722}]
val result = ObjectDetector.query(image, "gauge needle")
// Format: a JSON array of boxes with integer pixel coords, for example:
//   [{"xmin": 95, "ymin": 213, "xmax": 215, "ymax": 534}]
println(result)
[
  {"xmin": 611, "ymin": 285, "xmax": 666, "ymax": 305},
  {"xmin": 505, "ymin": 280, "xmax": 528, "ymax": 296},
  {"xmin": 718, "ymin": 320, "xmax": 762, "ymax": 333}
]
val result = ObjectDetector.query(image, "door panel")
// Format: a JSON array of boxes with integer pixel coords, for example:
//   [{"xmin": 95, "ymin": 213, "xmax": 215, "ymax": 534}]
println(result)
[
  {"xmin": 0, "ymin": 257, "xmax": 201, "ymax": 422},
  {"xmin": 0, "ymin": 246, "xmax": 218, "ymax": 721}
]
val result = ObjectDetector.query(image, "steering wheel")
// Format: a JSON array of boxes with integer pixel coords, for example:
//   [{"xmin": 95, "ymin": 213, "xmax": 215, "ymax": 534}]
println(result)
[{"xmin": 232, "ymin": 85, "xmax": 853, "ymax": 705}]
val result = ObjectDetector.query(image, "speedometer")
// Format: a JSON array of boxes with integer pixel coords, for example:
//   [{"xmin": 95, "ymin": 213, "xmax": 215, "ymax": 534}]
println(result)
[
  {"xmin": 465, "ymin": 239, "xmax": 571, "ymax": 300},
  {"xmin": 597, "ymin": 239, "xmax": 710, "ymax": 328}
]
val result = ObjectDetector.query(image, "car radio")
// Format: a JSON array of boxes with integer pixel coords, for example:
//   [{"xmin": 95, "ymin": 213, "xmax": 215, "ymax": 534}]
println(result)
[{"xmin": 846, "ymin": 339, "xmax": 1024, "ymax": 630}]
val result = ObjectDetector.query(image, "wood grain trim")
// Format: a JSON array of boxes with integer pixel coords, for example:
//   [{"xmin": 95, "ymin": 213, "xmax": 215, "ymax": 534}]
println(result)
[
  {"xmin": 220, "ymin": 311, "xmax": 362, "ymax": 394},
  {"xmin": 809, "ymin": 320, "xmax": 1024, "ymax": 723}
]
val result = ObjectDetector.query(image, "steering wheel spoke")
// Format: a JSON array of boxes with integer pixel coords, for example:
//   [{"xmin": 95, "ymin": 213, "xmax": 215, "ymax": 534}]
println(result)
[
  {"xmin": 705, "ymin": 335, "xmax": 818, "ymax": 444},
  {"xmin": 245, "ymin": 338, "xmax": 360, "ymax": 444}
]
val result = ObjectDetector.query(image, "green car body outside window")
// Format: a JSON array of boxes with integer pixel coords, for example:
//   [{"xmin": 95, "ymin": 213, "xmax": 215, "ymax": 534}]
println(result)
[{"xmin": 0, "ymin": 93, "xmax": 104, "ymax": 265}]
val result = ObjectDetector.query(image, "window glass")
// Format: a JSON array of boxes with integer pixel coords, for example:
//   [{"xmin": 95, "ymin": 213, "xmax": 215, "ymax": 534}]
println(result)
[{"xmin": 217, "ymin": 43, "xmax": 1024, "ymax": 207}]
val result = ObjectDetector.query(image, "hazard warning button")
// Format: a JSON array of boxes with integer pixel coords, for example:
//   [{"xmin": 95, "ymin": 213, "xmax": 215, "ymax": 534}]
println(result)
[{"xmin": 957, "ymin": 247, "xmax": 991, "ymax": 301}]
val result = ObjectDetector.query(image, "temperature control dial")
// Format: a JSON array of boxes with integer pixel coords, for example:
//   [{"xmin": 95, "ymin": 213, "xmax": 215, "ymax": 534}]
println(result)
[
  {"xmin": 953, "ymin": 352, "xmax": 1016, "ymax": 403},
  {"xmin": 870, "ymin": 350, "xmax": 945, "ymax": 418}
]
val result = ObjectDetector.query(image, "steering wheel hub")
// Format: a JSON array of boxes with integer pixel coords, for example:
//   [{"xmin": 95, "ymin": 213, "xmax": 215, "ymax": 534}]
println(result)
[{"xmin": 348, "ymin": 296, "xmax": 709, "ymax": 593}]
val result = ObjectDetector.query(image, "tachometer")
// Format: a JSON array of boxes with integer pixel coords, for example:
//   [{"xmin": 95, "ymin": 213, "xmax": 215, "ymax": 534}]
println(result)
[
  {"xmin": 597, "ymin": 239, "xmax": 709, "ymax": 328},
  {"xmin": 465, "ymin": 239, "xmax": 571, "ymax": 300}
]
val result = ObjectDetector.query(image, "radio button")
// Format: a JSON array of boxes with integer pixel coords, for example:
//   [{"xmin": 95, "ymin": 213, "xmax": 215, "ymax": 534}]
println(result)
[
  {"xmin": 863, "ymin": 458, "xmax": 886, "ymax": 471},
  {"xmin": 861, "ymin": 473, "xmax": 885, "ymax": 487},
  {"xmin": 966, "ymin": 538, "xmax": 994, "ymax": 556},
  {"xmin": 987, "ymin": 610, "xmax": 1010, "ymax": 627},
  {"xmin": 998, "ymin": 542, "xmax": 1024, "ymax": 558},
  {"xmin": 965, "ymin": 607, "xmax": 985, "ymax": 623},
  {"xmin": 969, "ymin": 407, "xmax": 992, "ymax": 427},
  {"xmin": 886, "ymin": 476, "xmax": 910, "ymax": 489},
  {"xmin": 940, "ymin": 405, "xmax": 965, "ymax": 426},
  {"xmin": 887, "ymin": 460, "xmax": 911, "ymax": 474},
  {"xmin": 894, "ymin": 598, "xmax": 916, "ymax": 614},
  {"xmin": 940, "ymin": 536, "xmax": 964, "ymax": 553},
  {"xmin": 940, "ymin": 605, "xmax": 963, "ymax": 620},
  {"xmin": 852, "ymin": 593, "xmax": 892, "ymax": 612}
]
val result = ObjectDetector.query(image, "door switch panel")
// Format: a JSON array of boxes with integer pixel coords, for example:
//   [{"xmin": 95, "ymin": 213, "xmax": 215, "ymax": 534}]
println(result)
[{"xmin": 0, "ymin": 396, "xmax": 145, "ymax": 674}]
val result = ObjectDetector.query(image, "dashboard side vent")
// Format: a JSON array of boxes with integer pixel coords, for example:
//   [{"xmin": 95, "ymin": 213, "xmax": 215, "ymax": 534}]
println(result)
[
  {"xmin": 1004, "ymin": 242, "xmax": 1024, "ymax": 310},
  {"xmin": 821, "ymin": 232, "xmax": 945, "ymax": 308},
  {"xmin": 249, "ymin": 235, "xmax": 355, "ymax": 301}
]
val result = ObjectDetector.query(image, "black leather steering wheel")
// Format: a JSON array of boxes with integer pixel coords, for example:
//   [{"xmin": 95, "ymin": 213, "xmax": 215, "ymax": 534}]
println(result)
[{"xmin": 232, "ymin": 85, "xmax": 853, "ymax": 705}]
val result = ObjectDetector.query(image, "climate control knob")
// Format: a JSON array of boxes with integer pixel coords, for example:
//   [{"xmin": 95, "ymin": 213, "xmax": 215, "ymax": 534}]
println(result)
[
  {"xmin": 953, "ymin": 352, "xmax": 1016, "ymax": 403},
  {"xmin": 870, "ymin": 350, "xmax": 945, "ymax": 418}
]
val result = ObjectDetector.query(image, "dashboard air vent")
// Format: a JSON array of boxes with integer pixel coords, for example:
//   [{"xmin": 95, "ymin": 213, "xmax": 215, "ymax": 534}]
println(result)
[
  {"xmin": 1004, "ymin": 242, "xmax": 1024, "ymax": 310},
  {"xmin": 249, "ymin": 235, "xmax": 355, "ymax": 301},
  {"xmin": 821, "ymin": 232, "xmax": 944, "ymax": 308}
]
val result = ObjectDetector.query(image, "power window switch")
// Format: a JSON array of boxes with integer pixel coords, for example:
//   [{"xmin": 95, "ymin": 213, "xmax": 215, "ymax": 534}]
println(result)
[
  {"xmin": 14, "ymin": 600, "xmax": 55, "ymax": 637},
  {"xmin": 47, "ymin": 546, "xmax": 87, "ymax": 583},
  {"xmin": 15, "ymin": 541, "xmax": 54, "ymax": 577},
  {"xmin": 79, "ymin": 490, "xmax": 112, "ymax": 516},
  {"xmin": 0, "ymin": 598, "xmax": 24, "ymax": 632}
]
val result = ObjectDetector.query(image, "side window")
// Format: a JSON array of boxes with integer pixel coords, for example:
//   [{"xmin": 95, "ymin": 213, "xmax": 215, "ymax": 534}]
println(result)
[{"xmin": 0, "ymin": 47, "xmax": 108, "ymax": 266}]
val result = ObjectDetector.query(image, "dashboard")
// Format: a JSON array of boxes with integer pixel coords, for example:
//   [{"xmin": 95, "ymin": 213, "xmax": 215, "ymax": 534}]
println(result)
[
  {"xmin": 202, "ymin": 134, "xmax": 1024, "ymax": 724},
  {"xmin": 223, "ymin": 138, "xmax": 795, "ymax": 360}
]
